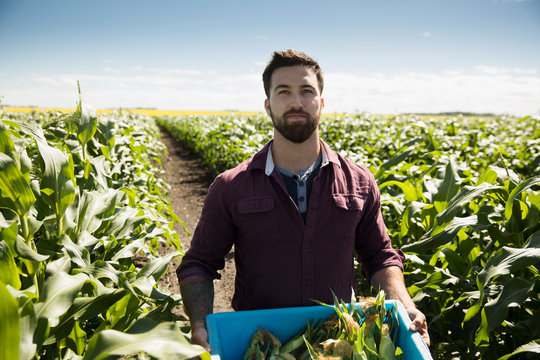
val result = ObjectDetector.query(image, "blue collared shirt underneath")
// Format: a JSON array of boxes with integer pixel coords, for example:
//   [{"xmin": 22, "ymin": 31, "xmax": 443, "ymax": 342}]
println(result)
[{"xmin": 277, "ymin": 156, "xmax": 322, "ymax": 222}]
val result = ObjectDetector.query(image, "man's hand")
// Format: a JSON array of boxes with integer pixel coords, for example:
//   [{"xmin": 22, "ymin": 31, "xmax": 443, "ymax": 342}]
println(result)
[
  {"xmin": 190, "ymin": 321, "xmax": 211, "ymax": 352},
  {"xmin": 370, "ymin": 267, "xmax": 430, "ymax": 347},
  {"xmin": 406, "ymin": 307, "xmax": 430, "ymax": 347}
]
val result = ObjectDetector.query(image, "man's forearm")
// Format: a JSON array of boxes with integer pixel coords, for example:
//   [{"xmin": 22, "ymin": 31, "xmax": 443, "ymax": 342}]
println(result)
[
  {"xmin": 180, "ymin": 275, "xmax": 214, "ymax": 325},
  {"xmin": 369, "ymin": 266, "xmax": 415, "ymax": 309}
]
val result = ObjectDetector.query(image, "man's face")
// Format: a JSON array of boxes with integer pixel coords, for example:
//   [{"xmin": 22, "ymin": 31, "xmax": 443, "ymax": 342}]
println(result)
[{"xmin": 264, "ymin": 65, "xmax": 324, "ymax": 143}]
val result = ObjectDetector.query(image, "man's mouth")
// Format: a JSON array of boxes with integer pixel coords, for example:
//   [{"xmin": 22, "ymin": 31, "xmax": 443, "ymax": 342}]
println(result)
[{"xmin": 284, "ymin": 111, "xmax": 309, "ymax": 121}]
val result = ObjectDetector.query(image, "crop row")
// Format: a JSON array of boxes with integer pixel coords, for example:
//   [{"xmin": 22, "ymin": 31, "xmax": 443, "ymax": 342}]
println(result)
[
  {"xmin": 0, "ymin": 97, "xmax": 208, "ymax": 359},
  {"xmin": 157, "ymin": 113, "xmax": 540, "ymax": 360}
]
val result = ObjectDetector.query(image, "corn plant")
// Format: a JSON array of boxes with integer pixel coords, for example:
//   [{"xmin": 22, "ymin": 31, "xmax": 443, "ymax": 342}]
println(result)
[{"xmin": 0, "ymin": 98, "xmax": 208, "ymax": 359}]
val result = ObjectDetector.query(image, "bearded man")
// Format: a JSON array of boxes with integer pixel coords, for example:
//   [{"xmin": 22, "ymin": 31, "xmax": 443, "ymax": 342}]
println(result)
[{"xmin": 176, "ymin": 49, "xmax": 430, "ymax": 351}]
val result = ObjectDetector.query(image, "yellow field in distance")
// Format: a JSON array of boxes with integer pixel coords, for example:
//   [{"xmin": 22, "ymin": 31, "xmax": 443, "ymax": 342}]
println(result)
[
  {"xmin": 2, "ymin": 107, "xmax": 262, "ymax": 117},
  {"xmin": 2, "ymin": 107, "xmax": 355, "ymax": 118}
]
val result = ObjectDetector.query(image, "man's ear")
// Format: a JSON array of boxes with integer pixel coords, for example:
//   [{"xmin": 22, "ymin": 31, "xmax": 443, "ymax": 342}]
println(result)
[{"xmin": 264, "ymin": 98, "xmax": 271, "ymax": 116}]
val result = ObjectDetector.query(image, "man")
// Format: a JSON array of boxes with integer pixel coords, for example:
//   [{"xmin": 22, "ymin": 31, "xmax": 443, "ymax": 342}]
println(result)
[{"xmin": 177, "ymin": 49, "xmax": 430, "ymax": 351}]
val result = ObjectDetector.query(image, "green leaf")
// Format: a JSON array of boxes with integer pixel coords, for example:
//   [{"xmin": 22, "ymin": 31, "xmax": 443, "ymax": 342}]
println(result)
[
  {"xmin": 476, "ymin": 167, "xmax": 499, "ymax": 186},
  {"xmin": 440, "ymin": 247, "xmax": 470, "ymax": 278},
  {"xmin": 484, "ymin": 277, "xmax": 535, "ymax": 332},
  {"xmin": 0, "ymin": 241, "xmax": 21, "ymax": 288},
  {"xmin": 474, "ymin": 307, "xmax": 489, "ymax": 347},
  {"xmin": 477, "ymin": 244, "xmax": 540, "ymax": 289},
  {"xmin": 135, "ymin": 251, "xmax": 182, "ymax": 282},
  {"xmin": 21, "ymin": 123, "xmax": 76, "ymax": 219},
  {"xmin": 497, "ymin": 339, "xmax": 540, "ymax": 360},
  {"xmin": 52, "ymin": 289, "xmax": 128, "ymax": 344},
  {"xmin": 378, "ymin": 335, "xmax": 396, "ymax": 359},
  {"xmin": 434, "ymin": 157, "xmax": 462, "ymax": 205},
  {"xmin": 504, "ymin": 175, "xmax": 540, "ymax": 222},
  {"xmin": 0, "ymin": 281, "xmax": 20, "ymax": 360},
  {"xmin": 34, "ymin": 272, "xmax": 89, "ymax": 327},
  {"xmin": 77, "ymin": 103, "xmax": 98, "ymax": 147},
  {"xmin": 14, "ymin": 236, "xmax": 49, "ymax": 261},
  {"xmin": 103, "ymin": 207, "xmax": 145, "ymax": 239},
  {"xmin": 0, "ymin": 152, "xmax": 36, "ymax": 216},
  {"xmin": 435, "ymin": 183, "xmax": 499, "ymax": 225},
  {"xmin": 66, "ymin": 321, "xmax": 87, "ymax": 355},
  {"xmin": 83, "ymin": 319, "xmax": 209, "ymax": 360},
  {"xmin": 379, "ymin": 180, "xmax": 419, "ymax": 202},
  {"xmin": 0, "ymin": 122, "xmax": 16, "ymax": 154},
  {"xmin": 402, "ymin": 215, "xmax": 485, "ymax": 252}
]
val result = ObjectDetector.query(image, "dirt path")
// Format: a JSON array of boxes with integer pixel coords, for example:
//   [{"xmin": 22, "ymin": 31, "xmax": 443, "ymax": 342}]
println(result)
[{"xmin": 157, "ymin": 128, "xmax": 235, "ymax": 315}]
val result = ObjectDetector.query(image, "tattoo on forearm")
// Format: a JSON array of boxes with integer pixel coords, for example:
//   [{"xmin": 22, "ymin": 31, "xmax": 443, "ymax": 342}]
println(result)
[{"xmin": 180, "ymin": 277, "xmax": 214, "ymax": 324}]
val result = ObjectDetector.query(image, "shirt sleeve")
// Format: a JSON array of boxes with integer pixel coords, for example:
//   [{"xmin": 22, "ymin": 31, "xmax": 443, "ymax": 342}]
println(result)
[
  {"xmin": 354, "ymin": 170, "xmax": 405, "ymax": 282},
  {"xmin": 176, "ymin": 174, "xmax": 236, "ymax": 282}
]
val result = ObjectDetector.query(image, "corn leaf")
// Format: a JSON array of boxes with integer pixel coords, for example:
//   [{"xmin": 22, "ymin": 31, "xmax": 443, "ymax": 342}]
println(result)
[
  {"xmin": 379, "ymin": 180, "xmax": 419, "ymax": 202},
  {"xmin": 477, "ymin": 244, "xmax": 540, "ymax": 289},
  {"xmin": 504, "ymin": 175, "xmax": 540, "ymax": 222},
  {"xmin": 0, "ymin": 241, "xmax": 21, "ymax": 289},
  {"xmin": 50, "ymin": 289, "xmax": 128, "ymax": 346},
  {"xmin": 484, "ymin": 277, "xmax": 535, "ymax": 332},
  {"xmin": 435, "ymin": 183, "xmax": 499, "ymax": 225},
  {"xmin": 434, "ymin": 156, "xmax": 462, "ymax": 206},
  {"xmin": 83, "ymin": 318, "xmax": 209, "ymax": 360},
  {"xmin": 497, "ymin": 340, "xmax": 540, "ymax": 360},
  {"xmin": 0, "ymin": 281, "xmax": 20, "ymax": 360},
  {"xmin": 135, "ymin": 251, "xmax": 182, "ymax": 282},
  {"xmin": 402, "ymin": 215, "xmax": 485, "ymax": 252},
  {"xmin": 0, "ymin": 122, "xmax": 16, "ymax": 154},
  {"xmin": 0, "ymin": 153, "xmax": 35, "ymax": 216},
  {"xmin": 77, "ymin": 103, "xmax": 98, "ymax": 147},
  {"xmin": 14, "ymin": 236, "xmax": 49, "ymax": 261},
  {"xmin": 34, "ymin": 272, "xmax": 89, "ymax": 327}
]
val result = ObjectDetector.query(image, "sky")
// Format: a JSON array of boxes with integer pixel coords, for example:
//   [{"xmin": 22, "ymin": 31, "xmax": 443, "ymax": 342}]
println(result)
[{"xmin": 1, "ymin": 0, "xmax": 539, "ymax": 116}]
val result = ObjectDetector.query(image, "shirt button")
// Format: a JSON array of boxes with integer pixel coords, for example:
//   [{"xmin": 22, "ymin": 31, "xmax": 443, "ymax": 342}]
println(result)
[
  {"xmin": 299, "ymin": 181, "xmax": 304, "ymax": 186},
  {"xmin": 299, "ymin": 196, "xmax": 305, "ymax": 202},
  {"xmin": 305, "ymin": 279, "xmax": 311, "ymax": 285}
]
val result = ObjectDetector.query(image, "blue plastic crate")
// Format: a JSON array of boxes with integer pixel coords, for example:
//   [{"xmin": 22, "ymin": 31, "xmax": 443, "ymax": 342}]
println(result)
[{"xmin": 206, "ymin": 300, "xmax": 432, "ymax": 360}]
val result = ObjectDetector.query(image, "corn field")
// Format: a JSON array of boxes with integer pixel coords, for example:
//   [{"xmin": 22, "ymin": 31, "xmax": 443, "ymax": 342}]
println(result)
[
  {"xmin": 0, "ymin": 97, "xmax": 209, "ymax": 359},
  {"xmin": 157, "ymin": 113, "xmax": 540, "ymax": 360},
  {"xmin": 1, "ymin": 95, "xmax": 539, "ymax": 359}
]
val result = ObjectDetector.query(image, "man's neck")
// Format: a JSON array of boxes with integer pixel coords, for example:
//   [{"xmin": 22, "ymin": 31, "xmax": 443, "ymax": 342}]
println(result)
[{"xmin": 271, "ymin": 131, "xmax": 321, "ymax": 175}]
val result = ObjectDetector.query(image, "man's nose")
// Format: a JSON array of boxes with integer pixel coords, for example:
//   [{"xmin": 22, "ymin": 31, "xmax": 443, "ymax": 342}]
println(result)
[{"xmin": 290, "ymin": 92, "xmax": 303, "ymax": 108}]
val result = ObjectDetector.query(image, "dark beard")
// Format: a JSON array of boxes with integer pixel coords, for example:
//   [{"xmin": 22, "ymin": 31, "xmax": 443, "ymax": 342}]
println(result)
[{"xmin": 269, "ymin": 108, "xmax": 319, "ymax": 143}]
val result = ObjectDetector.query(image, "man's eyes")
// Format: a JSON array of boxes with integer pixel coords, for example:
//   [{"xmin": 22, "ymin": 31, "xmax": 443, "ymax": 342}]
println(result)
[{"xmin": 276, "ymin": 88, "xmax": 314, "ymax": 95}]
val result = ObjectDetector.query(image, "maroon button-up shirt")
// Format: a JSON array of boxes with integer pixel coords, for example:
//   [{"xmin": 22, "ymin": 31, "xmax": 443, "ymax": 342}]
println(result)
[{"xmin": 176, "ymin": 140, "xmax": 404, "ymax": 311}]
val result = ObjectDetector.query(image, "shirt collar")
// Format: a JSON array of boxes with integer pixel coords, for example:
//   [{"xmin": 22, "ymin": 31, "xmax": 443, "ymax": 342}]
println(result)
[{"xmin": 265, "ymin": 141, "xmax": 331, "ymax": 177}]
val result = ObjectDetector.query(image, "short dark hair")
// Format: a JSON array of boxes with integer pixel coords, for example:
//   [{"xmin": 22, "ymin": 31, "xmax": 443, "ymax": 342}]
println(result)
[{"xmin": 262, "ymin": 49, "xmax": 324, "ymax": 98}]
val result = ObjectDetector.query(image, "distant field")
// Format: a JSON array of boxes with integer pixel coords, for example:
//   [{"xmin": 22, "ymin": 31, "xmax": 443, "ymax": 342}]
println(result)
[{"xmin": 2, "ymin": 106, "xmax": 260, "ymax": 117}]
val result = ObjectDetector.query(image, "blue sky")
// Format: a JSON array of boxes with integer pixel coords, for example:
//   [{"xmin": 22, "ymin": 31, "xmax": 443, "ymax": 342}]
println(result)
[{"xmin": 1, "ymin": 0, "xmax": 539, "ymax": 115}]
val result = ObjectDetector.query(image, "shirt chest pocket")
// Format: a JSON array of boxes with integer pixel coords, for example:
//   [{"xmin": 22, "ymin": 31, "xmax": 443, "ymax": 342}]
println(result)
[
  {"xmin": 329, "ymin": 194, "xmax": 366, "ymax": 240},
  {"xmin": 332, "ymin": 194, "xmax": 365, "ymax": 211},
  {"xmin": 235, "ymin": 196, "xmax": 281, "ymax": 244},
  {"xmin": 237, "ymin": 197, "xmax": 274, "ymax": 214}
]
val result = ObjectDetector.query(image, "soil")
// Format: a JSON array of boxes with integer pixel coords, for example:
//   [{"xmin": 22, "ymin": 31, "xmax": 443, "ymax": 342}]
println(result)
[{"xmin": 157, "ymin": 127, "xmax": 235, "ymax": 316}]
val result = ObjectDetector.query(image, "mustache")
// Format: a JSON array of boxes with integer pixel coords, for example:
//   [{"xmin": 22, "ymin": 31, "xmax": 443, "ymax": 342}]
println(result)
[{"xmin": 283, "ymin": 108, "xmax": 311, "ymax": 117}]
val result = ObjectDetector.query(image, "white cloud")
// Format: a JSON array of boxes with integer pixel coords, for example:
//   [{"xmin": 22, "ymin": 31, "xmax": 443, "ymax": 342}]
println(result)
[
  {"xmin": 324, "ymin": 66, "xmax": 540, "ymax": 116},
  {"xmin": 421, "ymin": 31, "xmax": 431, "ymax": 37},
  {"xmin": 1, "ymin": 65, "xmax": 539, "ymax": 115}
]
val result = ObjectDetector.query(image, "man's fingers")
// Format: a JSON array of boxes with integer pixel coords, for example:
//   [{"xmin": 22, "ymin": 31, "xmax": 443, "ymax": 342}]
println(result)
[{"xmin": 407, "ymin": 308, "xmax": 430, "ymax": 347}]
